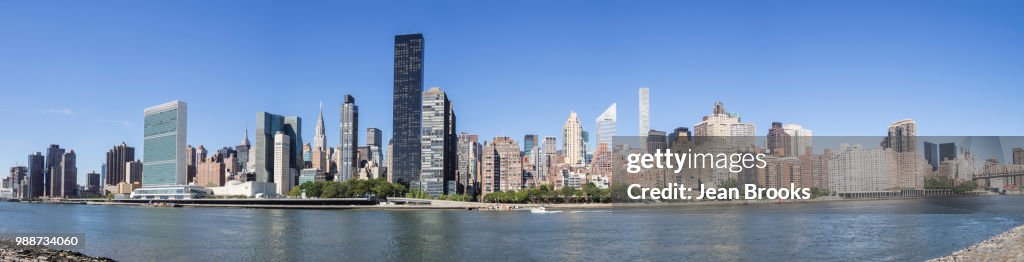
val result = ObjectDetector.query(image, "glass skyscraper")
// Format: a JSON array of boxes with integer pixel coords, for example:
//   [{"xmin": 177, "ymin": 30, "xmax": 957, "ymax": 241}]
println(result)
[
  {"xmin": 339, "ymin": 94, "xmax": 359, "ymax": 181},
  {"xmin": 254, "ymin": 112, "xmax": 302, "ymax": 185},
  {"xmin": 595, "ymin": 103, "xmax": 616, "ymax": 148},
  {"xmin": 142, "ymin": 100, "xmax": 187, "ymax": 187},
  {"xmin": 392, "ymin": 33, "xmax": 424, "ymax": 187},
  {"xmin": 523, "ymin": 134, "xmax": 538, "ymax": 157},
  {"xmin": 420, "ymin": 87, "xmax": 456, "ymax": 196}
]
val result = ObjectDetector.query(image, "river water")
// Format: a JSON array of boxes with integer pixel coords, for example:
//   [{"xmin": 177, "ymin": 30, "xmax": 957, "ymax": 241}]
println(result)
[{"xmin": 2, "ymin": 196, "xmax": 1024, "ymax": 261}]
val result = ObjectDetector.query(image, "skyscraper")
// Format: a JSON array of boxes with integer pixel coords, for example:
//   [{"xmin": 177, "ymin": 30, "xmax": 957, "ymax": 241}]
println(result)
[
  {"xmin": 312, "ymin": 103, "xmax": 328, "ymax": 173},
  {"xmin": 339, "ymin": 94, "xmax": 359, "ymax": 181},
  {"xmin": 8, "ymin": 166, "xmax": 27, "ymax": 198},
  {"xmin": 314, "ymin": 102, "xmax": 328, "ymax": 152},
  {"xmin": 367, "ymin": 128, "xmax": 382, "ymax": 148},
  {"xmin": 596, "ymin": 103, "xmax": 617, "ymax": 149},
  {"xmin": 60, "ymin": 150, "xmax": 76, "ymax": 197},
  {"xmin": 766, "ymin": 122, "xmax": 792, "ymax": 156},
  {"xmin": 254, "ymin": 112, "xmax": 302, "ymax": 185},
  {"xmin": 881, "ymin": 119, "xmax": 916, "ymax": 153},
  {"xmin": 639, "ymin": 87, "xmax": 649, "ymax": 136},
  {"xmin": 668, "ymin": 127, "xmax": 692, "ymax": 149},
  {"xmin": 273, "ymin": 131, "xmax": 293, "ymax": 195},
  {"xmin": 367, "ymin": 128, "xmax": 383, "ymax": 167},
  {"xmin": 44, "ymin": 144, "xmax": 64, "ymax": 197},
  {"xmin": 420, "ymin": 87, "xmax": 457, "ymax": 196},
  {"xmin": 105, "ymin": 143, "xmax": 135, "ymax": 186},
  {"xmin": 27, "ymin": 153, "xmax": 43, "ymax": 198},
  {"xmin": 542, "ymin": 137, "xmax": 557, "ymax": 156},
  {"xmin": 392, "ymin": 33, "xmax": 424, "ymax": 187},
  {"xmin": 562, "ymin": 111, "xmax": 584, "ymax": 166},
  {"xmin": 236, "ymin": 129, "xmax": 251, "ymax": 175},
  {"xmin": 457, "ymin": 133, "xmax": 481, "ymax": 196},
  {"xmin": 782, "ymin": 124, "xmax": 813, "ymax": 156},
  {"xmin": 86, "ymin": 171, "xmax": 100, "ymax": 194},
  {"xmin": 523, "ymin": 134, "xmax": 538, "ymax": 157},
  {"xmin": 924, "ymin": 142, "xmax": 939, "ymax": 171},
  {"xmin": 142, "ymin": 101, "xmax": 187, "ymax": 187},
  {"xmin": 939, "ymin": 143, "xmax": 957, "ymax": 163},
  {"xmin": 185, "ymin": 145, "xmax": 197, "ymax": 184},
  {"xmin": 126, "ymin": 160, "xmax": 142, "ymax": 184},
  {"xmin": 646, "ymin": 130, "xmax": 667, "ymax": 154},
  {"xmin": 693, "ymin": 101, "xmax": 756, "ymax": 148}
]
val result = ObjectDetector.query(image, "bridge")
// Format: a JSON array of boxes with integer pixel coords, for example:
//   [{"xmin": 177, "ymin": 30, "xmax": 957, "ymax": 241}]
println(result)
[{"xmin": 972, "ymin": 171, "xmax": 1024, "ymax": 180}]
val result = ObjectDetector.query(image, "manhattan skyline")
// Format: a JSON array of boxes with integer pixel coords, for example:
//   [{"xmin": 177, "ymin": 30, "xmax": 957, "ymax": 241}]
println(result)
[{"xmin": 2, "ymin": 0, "xmax": 1024, "ymax": 184}]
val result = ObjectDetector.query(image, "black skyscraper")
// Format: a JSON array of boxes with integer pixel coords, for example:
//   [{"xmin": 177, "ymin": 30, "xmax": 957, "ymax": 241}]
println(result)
[
  {"xmin": 924, "ymin": 142, "xmax": 938, "ymax": 171},
  {"xmin": 27, "ymin": 152, "xmax": 44, "ymax": 198},
  {"xmin": 392, "ymin": 33, "xmax": 424, "ymax": 187},
  {"xmin": 939, "ymin": 142, "xmax": 957, "ymax": 163}
]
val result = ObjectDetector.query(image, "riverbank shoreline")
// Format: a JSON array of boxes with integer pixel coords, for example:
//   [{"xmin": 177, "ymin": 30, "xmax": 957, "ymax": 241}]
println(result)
[
  {"xmin": 0, "ymin": 239, "xmax": 113, "ymax": 262},
  {"xmin": 14, "ymin": 194, "xmax": 1013, "ymax": 211},
  {"xmin": 930, "ymin": 224, "xmax": 1024, "ymax": 261}
]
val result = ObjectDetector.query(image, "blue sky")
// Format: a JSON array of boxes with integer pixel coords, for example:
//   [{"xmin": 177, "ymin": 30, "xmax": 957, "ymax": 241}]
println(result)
[{"xmin": 1, "ymin": 1, "xmax": 1022, "ymax": 183}]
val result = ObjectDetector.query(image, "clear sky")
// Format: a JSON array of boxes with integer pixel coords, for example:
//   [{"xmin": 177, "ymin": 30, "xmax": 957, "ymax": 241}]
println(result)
[{"xmin": 1, "ymin": 1, "xmax": 1022, "ymax": 183}]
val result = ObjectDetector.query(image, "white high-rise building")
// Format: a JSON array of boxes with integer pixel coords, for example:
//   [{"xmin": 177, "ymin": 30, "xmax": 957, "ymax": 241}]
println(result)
[
  {"xmin": 595, "ymin": 103, "xmax": 616, "ymax": 148},
  {"xmin": 828, "ymin": 144, "xmax": 892, "ymax": 193},
  {"xmin": 693, "ymin": 102, "xmax": 756, "ymax": 149},
  {"xmin": 420, "ymin": 87, "xmax": 457, "ymax": 196},
  {"xmin": 782, "ymin": 124, "xmax": 813, "ymax": 156},
  {"xmin": 639, "ymin": 87, "xmax": 649, "ymax": 136},
  {"xmin": 562, "ymin": 112, "xmax": 584, "ymax": 166},
  {"xmin": 274, "ymin": 131, "xmax": 293, "ymax": 196}
]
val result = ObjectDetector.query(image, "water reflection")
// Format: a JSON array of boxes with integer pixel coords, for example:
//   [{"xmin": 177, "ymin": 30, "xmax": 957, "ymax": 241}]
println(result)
[{"xmin": 1, "ymin": 196, "xmax": 1022, "ymax": 261}]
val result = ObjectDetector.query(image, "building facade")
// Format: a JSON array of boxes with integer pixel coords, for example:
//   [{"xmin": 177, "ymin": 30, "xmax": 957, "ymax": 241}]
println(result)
[
  {"xmin": 596, "ymin": 103, "xmax": 616, "ymax": 149},
  {"xmin": 339, "ymin": 95, "xmax": 359, "ymax": 181},
  {"xmin": 562, "ymin": 112, "xmax": 584, "ymax": 167},
  {"xmin": 420, "ymin": 87, "xmax": 457, "ymax": 196},
  {"xmin": 392, "ymin": 33, "xmax": 425, "ymax": 187},
  {"xmin": 273, "ymin": 131, "xmax": 293, "ymax": 196},
  {"xmin": 104, "ymin": 143, "xmax": 135, "ymax": 186},
  {"xmin": 27, "ymin": 153, "xmax": 44, "ymax": 198},
  {"xmin": 254, "ymin": 112, "xmax": 302, "ymax": 186}
]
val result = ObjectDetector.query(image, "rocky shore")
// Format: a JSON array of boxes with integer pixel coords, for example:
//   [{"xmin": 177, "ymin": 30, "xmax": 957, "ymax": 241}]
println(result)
[
  {"xmin": 930, "ymin": 224, "xmax": 1024, "ymax": 261},
  {"xmin": 0, "ymin": 239, "xmax": 112, "ymax": 262}
]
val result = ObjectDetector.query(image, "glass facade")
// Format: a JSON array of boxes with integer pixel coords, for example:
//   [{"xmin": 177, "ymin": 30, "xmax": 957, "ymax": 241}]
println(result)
[
  {"xmin": 142, "ymin": 101, "xmax": 186, "ymax": 187},
  {"xmin": 420, "ymin": 87, "xmax": 456, "ymax": 197},
  {"xmin": 254, "ymin": 112, "xmax": 302, "ymax": 184},
  {"xmin": 339, "ymin": 95, "xmax": 358, "ymax": 181},
  {"xmin": 392, "ymin": 33, "xmax": 424, "ymax": 187}
]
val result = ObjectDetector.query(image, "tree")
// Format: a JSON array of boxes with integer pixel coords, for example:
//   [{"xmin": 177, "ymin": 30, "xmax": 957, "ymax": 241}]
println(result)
[
  {"xmin": 954, "ymin": 180, "xmax": 978, "ymax": 194},
  {"xmin": 288, "ymin": 186, "xmax": 302, "ymax": 197},
  {"xmin": 321, "ymin": 182, "xmax": 342, "ymax": 198},
  {"xmin": 925, "ymin": 176, "xmax": 954, "ymax": 190},
  {"xmin": 609, "ymin": 183, "xmax": 632, "ymax": 203}
]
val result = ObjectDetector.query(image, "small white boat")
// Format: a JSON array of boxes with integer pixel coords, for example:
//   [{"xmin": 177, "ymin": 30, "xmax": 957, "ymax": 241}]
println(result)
[{"xmin": 530, "ymin": 206, "xmax": 562, "ymax": 214}]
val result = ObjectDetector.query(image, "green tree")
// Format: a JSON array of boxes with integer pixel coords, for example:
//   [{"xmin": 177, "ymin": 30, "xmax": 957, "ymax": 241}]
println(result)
[
  {"xmin": 954, "ymin": 180, "xmax": 978, "ymax": 194},
  {"xmin": 321, "ymin": 181, "xmax": 342, "ymax": 198},
  {"xmin": 288, "ymin": 186, "xmax": 302, "ymax": 197}
]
